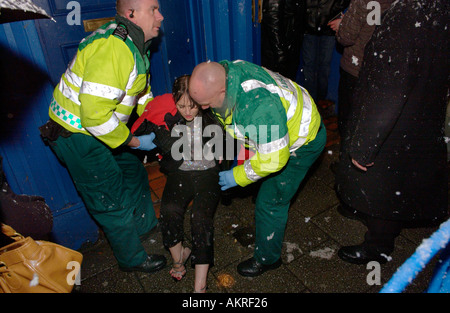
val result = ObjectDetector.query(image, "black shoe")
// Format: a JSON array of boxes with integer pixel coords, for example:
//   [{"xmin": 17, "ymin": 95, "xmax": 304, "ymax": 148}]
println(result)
[
  {"xmin": 237, "ymin": 257, "xmax": 282, "ymax": 277},
  {"xmin": 120, "ymin": 254, "xmax": 167, "ymax": 273},
  {"xmin": 338, "ymin": 245, "xmax": 392, "ymax": 265}
]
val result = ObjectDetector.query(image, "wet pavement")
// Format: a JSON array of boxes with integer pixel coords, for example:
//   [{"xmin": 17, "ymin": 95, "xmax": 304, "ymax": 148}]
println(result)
[{"xmin": 74, "ymin": 107, "xmax": 445, "ymax": 295}]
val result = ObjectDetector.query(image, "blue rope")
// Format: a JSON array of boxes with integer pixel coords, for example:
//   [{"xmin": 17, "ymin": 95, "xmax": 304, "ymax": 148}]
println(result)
[{"xmin": 380, "ymin": 218, "xmax": 450, "ymax": 293}]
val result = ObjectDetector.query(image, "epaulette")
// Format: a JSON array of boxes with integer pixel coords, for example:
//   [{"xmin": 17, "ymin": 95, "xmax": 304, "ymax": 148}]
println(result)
[{"xmin": 113, "ymin": 23, "xmax": 128, "ymax": 41}]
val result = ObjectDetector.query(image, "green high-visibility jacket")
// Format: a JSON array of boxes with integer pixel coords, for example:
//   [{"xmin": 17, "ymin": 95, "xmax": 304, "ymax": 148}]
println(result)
[
  {"xmin": 217, "ymin": 60, "xmax": 322, "ymax": 187},
  {"xmin": 49, "ymin": 16, "xmax": 153, "ymax": 148}
]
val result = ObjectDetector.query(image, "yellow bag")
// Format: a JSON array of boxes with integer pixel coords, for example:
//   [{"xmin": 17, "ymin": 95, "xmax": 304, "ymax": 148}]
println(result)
[{"xmin": 0, "ymin": 224, "xmax": 83, "ymax": 293}]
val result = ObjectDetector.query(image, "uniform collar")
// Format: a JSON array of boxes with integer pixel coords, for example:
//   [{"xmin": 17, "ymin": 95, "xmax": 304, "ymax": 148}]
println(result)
[{"xmin": 115, "ymin": 14, "xmax": 152, "ymax": 56}]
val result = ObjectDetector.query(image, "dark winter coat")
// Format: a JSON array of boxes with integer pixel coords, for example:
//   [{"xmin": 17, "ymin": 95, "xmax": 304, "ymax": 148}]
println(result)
[
  {"xmin": 304, "ymin": 0, "xmax": 350, "ymax": 36},
  {"xmin": 335, "ymin": 0, "xmax": 449, "ymax": 222},
  {"xmin": 261, "ymin": 0, "xmax": 305, "ymax": 80}
]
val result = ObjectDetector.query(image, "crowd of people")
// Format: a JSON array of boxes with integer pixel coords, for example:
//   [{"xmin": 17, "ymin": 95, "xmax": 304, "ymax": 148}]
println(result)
[{"xmin": 32, "ymin": 0, "xmax": 449, "ymax": 293}]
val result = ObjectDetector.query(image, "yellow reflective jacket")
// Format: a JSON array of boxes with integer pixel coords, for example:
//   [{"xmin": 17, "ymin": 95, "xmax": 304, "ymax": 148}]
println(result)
[
  {"xmin": 216, "ymin": 60, "xmax": 322, "ymax": 187},
  {"xmin": 49, "ymin": 15, "xmax": 153, "ymax": 148}
]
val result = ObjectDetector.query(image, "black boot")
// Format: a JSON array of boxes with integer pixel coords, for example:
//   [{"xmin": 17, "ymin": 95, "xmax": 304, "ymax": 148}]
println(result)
[
  {"xmin": 338, "ymin": 244, "xmax": 392, "ymax": 265},
  {"xmin": 237, "ymin": 257, "xmax": 282, "ymax": 277},
  {"xmin": 338, "ymin": 217, "xmax": 401, "ymax": 265},
  {"xmin": 120, "ymin": 254, "xmax": 167, "ymax": 273}
]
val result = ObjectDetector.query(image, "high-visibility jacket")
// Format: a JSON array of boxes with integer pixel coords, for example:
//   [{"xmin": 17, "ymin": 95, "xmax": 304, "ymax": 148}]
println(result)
[
  {"xmin": 49, "ymin": 16, "xmax": 153, "ymax": 148},
  {"xmin": 217, "ymin": 60, "xmax": 322, "ymax": 187}
]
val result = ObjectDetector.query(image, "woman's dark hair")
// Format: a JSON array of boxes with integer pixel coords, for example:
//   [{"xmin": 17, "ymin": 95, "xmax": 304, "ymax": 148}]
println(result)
[{"xmin": 172, "ymin": 75, "xmax": 191, "ymax": 104}]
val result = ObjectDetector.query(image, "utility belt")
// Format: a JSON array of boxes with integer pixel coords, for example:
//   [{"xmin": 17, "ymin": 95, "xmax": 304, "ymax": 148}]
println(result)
[{"xmin": 39, "ymin": 119, "xmax": 73, "ymax": 146}]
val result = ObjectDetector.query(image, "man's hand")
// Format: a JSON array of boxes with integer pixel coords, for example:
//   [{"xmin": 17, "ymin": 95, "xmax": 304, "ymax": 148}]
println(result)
[
  {"xmin": 131, "ymin": 133, "xmax": 157, "ymax": 151},
  {"xmin": 327, "ymin": 18, "xmax": 342, "ymax": 32},
  {"xmin": 218, "ymin": 169, "xmax": 238, "ymax": 191},
  {"xmin": 351, "ymin": 158, "xmax": 374, "ymax": 172}
]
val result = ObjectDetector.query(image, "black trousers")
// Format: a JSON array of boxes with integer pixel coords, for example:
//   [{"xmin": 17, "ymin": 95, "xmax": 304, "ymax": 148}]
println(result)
[
  {"xmin": 340, "ymin": 202, "xmax": 402, "ymax": 253},
  {"xmin": 160, "ymin": 168, "xmax": 220, "ymax": 267},
  {"xmin": 364, "ymin": 217, "xmax": 402, "ymax": 254}
]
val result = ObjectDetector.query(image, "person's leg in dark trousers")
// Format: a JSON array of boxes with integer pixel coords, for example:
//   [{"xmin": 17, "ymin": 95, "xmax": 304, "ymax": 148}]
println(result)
[
  {"xmin": 316, "ymin": 35, "xmax": 336, "ymax": 101},
  {"xmin": 114, "ymin": 150, "xmax": 158, "ymax": 237},
  {"xmin": 160, "ymin": 171, "xmax": 193, "ymax": 249},
  {"xmin": 51, "ymin": 134, "xmax": 149, "ymax": 267},
  {"xmin": 302, "ymin": 34, "xmax": 319, "ymax": 101},
  {"xmin": 364, "ymin": 217, "xmax": 402, "ymax": 254},
  {"xmin": 189, "ymin": 169, "xmax": 220, "ymax": 267},
  {"xmin": 160, "ymin": 169, "xmax": 220, "ymax": 266},
  {"xmin": 338, "ymin": 215, "xmax": 402, "ymax": 264},
  {"xmin": 253, "ymin": 124, "xmax": 327, "ymax": 265}
]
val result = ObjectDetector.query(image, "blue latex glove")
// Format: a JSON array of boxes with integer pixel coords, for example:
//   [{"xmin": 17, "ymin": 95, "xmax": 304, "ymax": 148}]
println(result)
[
  {"xmin": 219, "ymin": 169, "xmax": 238, "ymax": 191},
  {"xmin": 132, "ymin": 133, "xmax": 157, "ymax": 151}
]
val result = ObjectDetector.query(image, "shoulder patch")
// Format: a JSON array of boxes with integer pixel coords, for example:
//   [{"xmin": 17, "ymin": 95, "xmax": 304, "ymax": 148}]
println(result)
[{"xmin": 113, "ymin": 23, "xmax": 128, "ymax": 41}]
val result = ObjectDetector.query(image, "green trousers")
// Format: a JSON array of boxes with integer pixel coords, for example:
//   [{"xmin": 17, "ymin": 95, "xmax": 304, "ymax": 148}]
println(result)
[
  {"xmin": 51, "ymin": 133, "xmax": 157, "ymax": 267},
  {"xmin": 254, "ymin": 123, "xmax": 326, "ymax": 264}
]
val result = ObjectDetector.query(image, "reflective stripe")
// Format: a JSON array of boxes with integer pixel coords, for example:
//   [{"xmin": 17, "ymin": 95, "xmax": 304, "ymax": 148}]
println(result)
[
  {"xmin": 80, "ymin": 81, "xmax": 125, "ymax": 101},
  {"xmin": 114, "ymin": 112, "xmax": 130, "ymax": 123},
  {"xmin": 240, "ymin": 75, "xmax": 299, "ymax": 121},
  {"xmin": 263, "ymin": 68, "xmax": 299, "ymax": 121},
  {"xmin": 125, "ymin": 58, "xmax": 138, "ymax": 90},
  {"xmin": 258, "ymin": 133, "xmax": 289, "ymax": 155},
  {"xmin": 244, "ymin": 159, "xmax": 261, "ymax": 182},
  {"xmin": 58, "ymin": 78, "xmax": 81, "ymax": 105},
  {"xmin": 121, "ymin": 95, "xmax": 136, "ymax": 107},
  {"xmin": 241, "ymin": 79, "xmax": 283, "ymax": 98},
  {"xmin": 121, "ymin": 60, "xmax": 139, "ymax": 107},
  {"xmin": 234, "ymin": 123, "xmax": 289, "ymax": 155},
  {"xmin": 81, "ymin": 23, "xmax": 117, "ymax": 43},
  {"xmin": 50, "ymin": 98, "xmax": 84, "ymax": 130},
  {"xmin": 138, "ymin": 91, "xmax": 153, "ymax": 105},
  {"xmin": 64, "ymin": 57, "xmax": 83, "ymax": 88},
  {"xmin": 85, "ymin": 114, "xmax": 120, "ymax": 137},
  {"xmin": 290, "ymin": 86, "xmax": 313, "ymax": 152}
]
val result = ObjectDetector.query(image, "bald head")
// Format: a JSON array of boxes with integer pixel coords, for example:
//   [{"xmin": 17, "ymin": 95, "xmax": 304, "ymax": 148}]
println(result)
[
  {"xmin": 116, "ymin": 0, "xmax": 139, "ymax": 16},
  {"xmin": 189, "ymin": 62, "xmax": 226, "ymax": 109}
]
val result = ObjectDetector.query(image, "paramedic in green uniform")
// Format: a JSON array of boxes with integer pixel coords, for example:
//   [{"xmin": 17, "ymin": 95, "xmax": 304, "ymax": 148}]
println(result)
[
  {"xmin": 190, "ymin": 60, "xmax": 326, "ymax": 277},
  {"xmin": 40, "ymin": 0, "xmax": 166, "ymax": 273}
]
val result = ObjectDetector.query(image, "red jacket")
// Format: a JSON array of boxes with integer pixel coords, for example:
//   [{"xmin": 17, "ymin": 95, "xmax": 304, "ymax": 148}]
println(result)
[{"xmin": 131, "ymin": 93, "xmax": 177, "ymax": 133}]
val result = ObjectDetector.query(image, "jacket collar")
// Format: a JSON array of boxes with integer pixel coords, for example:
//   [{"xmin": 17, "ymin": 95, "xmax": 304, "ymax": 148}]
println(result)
[{"xmin": 115, "ymin": 14, "xmax": 152, "ymax": 57}]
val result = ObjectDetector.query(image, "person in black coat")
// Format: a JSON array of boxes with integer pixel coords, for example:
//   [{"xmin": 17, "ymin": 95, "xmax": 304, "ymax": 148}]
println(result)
[
  {"xmin": 335, "ymin": 0, "xmax": 449, "ymax": 264},
  {"xmin": 261, "ymin": 0, "xmax": 305, "ymax": 81},
  {"xmin": 302, "ymin": 0, "xmax": 349, "ymax": 102}
]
